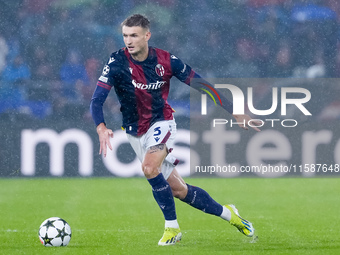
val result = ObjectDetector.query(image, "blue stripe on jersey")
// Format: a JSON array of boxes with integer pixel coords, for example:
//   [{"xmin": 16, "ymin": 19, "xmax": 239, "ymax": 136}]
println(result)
[
  {"xmin": 113, "ymin": 51, "xmax": 140, "ymax": 136},
  {"xmin": 114, "ymin": 82, "xmax": 139, "ymax": 136}
]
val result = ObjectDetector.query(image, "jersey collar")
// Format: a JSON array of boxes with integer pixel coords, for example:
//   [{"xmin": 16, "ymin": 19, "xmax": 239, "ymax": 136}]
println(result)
[{"xmin": 126, "ymin": 47, "xmax": 156, "ymax": 65}]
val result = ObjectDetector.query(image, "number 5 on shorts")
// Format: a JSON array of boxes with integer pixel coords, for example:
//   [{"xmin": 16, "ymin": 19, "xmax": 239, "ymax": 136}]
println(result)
[{"xmin": 154, "ymin": 127, "xmax": 161, "ymax": 136}]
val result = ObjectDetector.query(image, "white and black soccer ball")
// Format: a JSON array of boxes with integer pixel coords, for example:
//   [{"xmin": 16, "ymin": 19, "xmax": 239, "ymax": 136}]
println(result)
[{"xmin": 38, "ymin": 217, "xmax": 72, "ymax": 247}]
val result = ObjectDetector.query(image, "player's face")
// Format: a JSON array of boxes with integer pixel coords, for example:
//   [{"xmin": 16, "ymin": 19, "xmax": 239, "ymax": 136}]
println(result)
[{"xmin": 122, "ymin": 26, "xmax": 151, "ymax": 60}]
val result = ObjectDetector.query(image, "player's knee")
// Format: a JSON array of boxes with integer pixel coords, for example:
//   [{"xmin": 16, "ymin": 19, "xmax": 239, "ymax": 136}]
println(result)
[{"xmin": 142, "ymin": 163, "xmax": 160, "ymax": 179}]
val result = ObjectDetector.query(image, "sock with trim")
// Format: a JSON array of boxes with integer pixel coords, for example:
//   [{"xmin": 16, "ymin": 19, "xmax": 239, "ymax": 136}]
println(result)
[
  {"xmin": 147, "ymin": 173, "xmax": 177, "ymax": 221},
  {"xmin": 181, "ymin": 184, "xmax": 224, "ymax": 217}
]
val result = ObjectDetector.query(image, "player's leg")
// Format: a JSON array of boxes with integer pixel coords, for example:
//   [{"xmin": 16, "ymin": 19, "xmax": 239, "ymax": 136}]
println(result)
[
  {"xmin": 134, "ymin": 120, "xmax": 182, "ymax": 245},
  {"xmin": 142, "ymin": 145, "xmax": 182, "ymax": 245},
  {"xmin": 143, "ymin": 143, "xmax": 177, "ymax": 224},
  {"xmin": 167, "ymin": 168, "xmax": 227, "ymax": 217},
  {"xmin": 167, "ymin": 169, "xmax": 255, "ymax": 237}
]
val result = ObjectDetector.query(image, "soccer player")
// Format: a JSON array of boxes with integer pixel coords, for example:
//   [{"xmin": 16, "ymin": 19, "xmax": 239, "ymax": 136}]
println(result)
[{"xmin": 90, "ymin": 14, "xmax": 259, "ymax": 246}]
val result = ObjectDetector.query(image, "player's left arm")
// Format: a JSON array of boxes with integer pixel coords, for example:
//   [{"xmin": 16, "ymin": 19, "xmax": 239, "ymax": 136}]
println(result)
[{"xmin": 170, "ymin": 55, "xmax": 261, "ymax": 131}]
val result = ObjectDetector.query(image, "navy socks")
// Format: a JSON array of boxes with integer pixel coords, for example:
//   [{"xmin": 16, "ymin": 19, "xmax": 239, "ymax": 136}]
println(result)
[
  {"xmin": 147, "ymin": 173, "xmax": 177, "ymax": 221},
  {"xmin": 148, "ymin": 174, "xmax": 223, "ymax": 221},
  {"xmin": 181, "ymin": 184, "xmax": 223, "ymax": 216}
]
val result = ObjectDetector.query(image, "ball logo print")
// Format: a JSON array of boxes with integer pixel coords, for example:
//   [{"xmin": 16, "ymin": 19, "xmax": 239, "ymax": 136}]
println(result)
[
  {"xmin": 102, "ymin": 65, "xmax": 110, "ymax": 76},
  {"xmin": 38, "ymin": 217, "xmax": 72, "ymax": 247},
  {"xmin": 155, "ymin": 64, "xmax": 165, "ymax": 77}
]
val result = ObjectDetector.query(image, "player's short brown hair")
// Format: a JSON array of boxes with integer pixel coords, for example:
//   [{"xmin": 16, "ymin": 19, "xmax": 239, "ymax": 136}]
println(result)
[{"xmin": 121, "ymin": 14, "xmax": 150, "ymax": 30}]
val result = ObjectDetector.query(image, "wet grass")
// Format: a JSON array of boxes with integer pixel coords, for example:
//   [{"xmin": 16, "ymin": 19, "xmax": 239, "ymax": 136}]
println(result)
[{"xmin": 0, "ymin": 177, "xmax": 339, "ymax": 255}]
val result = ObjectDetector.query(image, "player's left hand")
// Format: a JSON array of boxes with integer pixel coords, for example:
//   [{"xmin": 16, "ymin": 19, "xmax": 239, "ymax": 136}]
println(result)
[{"xmin": 232, "ymin": 114, "xmax": 262, "ymax": 132}]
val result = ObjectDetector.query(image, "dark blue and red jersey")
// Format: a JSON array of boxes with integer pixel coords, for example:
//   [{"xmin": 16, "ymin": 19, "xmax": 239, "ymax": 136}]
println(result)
[
  {"xmin": 91, "ymin": 47, "xmax": 196, "ymax": 136},
  {"xmin": 90, "ymin": 46, "xmax": 233, "ymax": 136}
]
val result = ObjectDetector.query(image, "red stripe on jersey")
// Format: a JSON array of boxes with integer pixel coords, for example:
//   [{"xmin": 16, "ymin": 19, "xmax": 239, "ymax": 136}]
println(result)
[
  {"xmin": 154, "ymin": 48, "xmax": 174, "ymax": 120},
  {"xmin": 97, "ymin": 81, "xmax": 111, "ymax": 90},
  {"xmin": 124, "ymin": 49, "xmax": 152, "ymax": 136}
]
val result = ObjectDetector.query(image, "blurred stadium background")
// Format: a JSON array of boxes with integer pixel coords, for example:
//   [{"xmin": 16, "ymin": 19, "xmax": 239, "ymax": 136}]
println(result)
[{"xmin": 0, "ymin": 0, "xmax": 340, "ymax": 177}]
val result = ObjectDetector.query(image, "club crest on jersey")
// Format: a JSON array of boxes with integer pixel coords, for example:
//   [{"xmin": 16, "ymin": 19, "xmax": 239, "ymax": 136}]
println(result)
[{"xmin": 155, "ymin": 64, "xmax": 165, "ymax": 77}]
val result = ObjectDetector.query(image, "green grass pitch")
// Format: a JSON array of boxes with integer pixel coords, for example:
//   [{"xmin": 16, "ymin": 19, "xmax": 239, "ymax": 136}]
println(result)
[{"xmin": 0, "ymin": 178, "xmax": 339, "ymax": 255}]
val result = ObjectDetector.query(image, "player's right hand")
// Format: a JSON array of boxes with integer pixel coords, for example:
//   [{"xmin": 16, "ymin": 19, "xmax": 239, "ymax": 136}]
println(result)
[{"xmin": 96, "ymin": 123, "xmax": 114, "ymax": 157}]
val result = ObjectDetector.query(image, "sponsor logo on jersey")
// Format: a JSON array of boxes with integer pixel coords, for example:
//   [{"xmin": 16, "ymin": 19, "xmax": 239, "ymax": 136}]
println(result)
[
  {"xmin": 171, "ymin": 55, "xmax": 178, "ymax": 59},
  {"xmin": 99, "ymin": 76, "xmax": 108, "ymax": 83},
  {"xmin": 155, "ymin": 64, "xmax": 165, "ymax": 77},
  {"xmin": 132, "ymin": 79, "xmax": 166, "ymax": 90},
  {"xmin": 129, "ymin": 67, "xmax": 133, "ymax": 74},
  {"xmin": 102, "ymin": 65, "xmax": 110, "ymax": 76},
  {"xmin": 108, "ymin": 57, "xmax": 115, "ymax": 64}
]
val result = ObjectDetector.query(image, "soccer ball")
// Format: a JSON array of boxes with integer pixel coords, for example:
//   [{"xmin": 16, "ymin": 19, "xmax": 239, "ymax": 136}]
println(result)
[{"xmin": 38, "ymin": 217, "xmax": 72, "ymax": 247}]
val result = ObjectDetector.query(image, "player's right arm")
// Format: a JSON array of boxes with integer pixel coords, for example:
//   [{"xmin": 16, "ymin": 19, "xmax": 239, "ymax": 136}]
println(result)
[
  {"xmin": 170, "ymin": 54, "xmax": 261, "ymax": 132},
  {"xmin": 90, "ymin": 55, "xmax": 119, "ymax": 157},
  {"xmin": 90, "ymin": 81, "xmax": 114, "ymax": 157},
  {"xmin": 96, "ymin": 122, "xmax": 113, "ymax": 157},
  {"xmin": 170, "ymin": 54, "xmax": 233, "ymax": 114}
]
